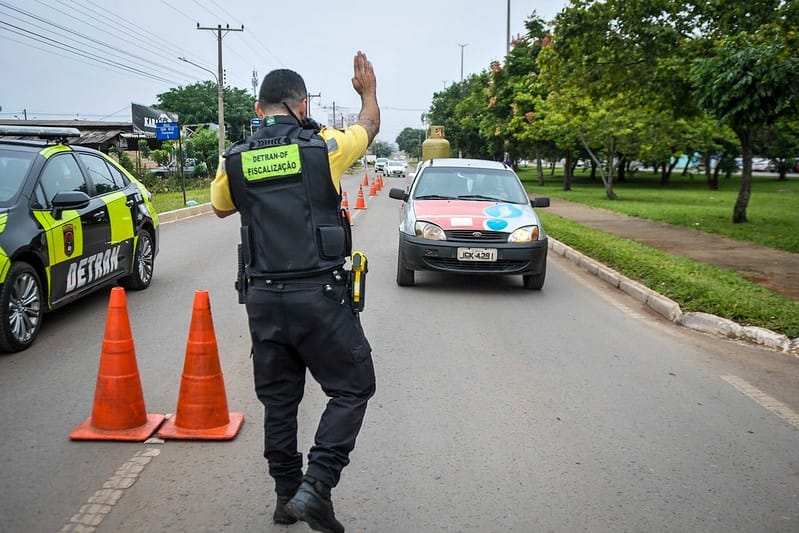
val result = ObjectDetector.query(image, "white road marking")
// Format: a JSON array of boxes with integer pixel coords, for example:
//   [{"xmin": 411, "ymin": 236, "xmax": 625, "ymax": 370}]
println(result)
[
  {"xmin": 59, "ymin": 447, "xmax": 160, "ymax": 532},
  {"xmin": 721, "ymin": 375, "xmax": 799, "ymax": 431}
]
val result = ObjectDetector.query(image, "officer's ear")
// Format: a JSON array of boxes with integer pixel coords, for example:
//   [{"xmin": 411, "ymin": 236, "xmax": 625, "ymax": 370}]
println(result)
[{"xmin": 254, "ymin": 101, "xmax": 265, "ymax": 119}]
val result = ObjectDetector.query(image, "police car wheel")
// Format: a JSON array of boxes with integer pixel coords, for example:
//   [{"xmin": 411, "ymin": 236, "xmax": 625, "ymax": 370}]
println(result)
[
  {"xmin": 120, "ymin": 230, "xmax": 154, "ymax": 291},
  {"xmin": 0, "ymin": 262, "xmax": 44, "ymax": 353}
]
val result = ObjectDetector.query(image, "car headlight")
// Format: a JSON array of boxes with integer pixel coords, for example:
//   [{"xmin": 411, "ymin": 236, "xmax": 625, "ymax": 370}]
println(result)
[
  {"xmin": 414, "ymin": 221, "xmax": 446, "ymax": 240},
  {"xmin": 508, "ymin": 225, "xmax": 540, "ymax": 243}
]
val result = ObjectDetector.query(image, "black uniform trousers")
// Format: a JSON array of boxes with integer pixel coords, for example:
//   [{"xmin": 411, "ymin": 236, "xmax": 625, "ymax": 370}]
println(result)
[{"xmin": 246, "ymin": 274, "xmax": 376, "ymax": 496}]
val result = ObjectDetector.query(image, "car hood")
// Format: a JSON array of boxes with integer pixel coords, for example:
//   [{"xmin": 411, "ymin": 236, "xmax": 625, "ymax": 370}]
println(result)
[{"xmin": 412, "ymin": 199, "xmax": 538, "ymax": 231}]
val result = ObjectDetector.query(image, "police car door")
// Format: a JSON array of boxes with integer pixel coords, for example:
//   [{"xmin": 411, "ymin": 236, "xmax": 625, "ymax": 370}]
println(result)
[{"xmin": 32, "ymin": 152, "xmax": 113, "ymax": 306}]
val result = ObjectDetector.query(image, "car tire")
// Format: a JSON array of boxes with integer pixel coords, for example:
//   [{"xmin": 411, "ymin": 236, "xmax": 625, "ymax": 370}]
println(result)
[
  {"xmin": 0, "ymin": 261, "xmax": 44, "ymax": 353},
  {"xmin": 522, "ymin": 268, "xmax": 545, "ymax": 290},
  {"xmin": 120, "ymin": 229, "xmax": 155, "ymax": 291},
  {"xmin": 396, "ymin": 248, "xmax": 415, "ymax": 287}
]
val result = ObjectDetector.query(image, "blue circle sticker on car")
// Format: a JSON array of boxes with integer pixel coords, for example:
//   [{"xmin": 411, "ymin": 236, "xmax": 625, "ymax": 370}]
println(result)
[{"xmin": 484, "ymin": 204, "xmax": 523, "ymax": 230}]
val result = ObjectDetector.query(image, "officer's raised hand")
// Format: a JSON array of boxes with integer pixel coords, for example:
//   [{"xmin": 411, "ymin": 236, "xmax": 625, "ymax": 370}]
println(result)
[{"xmin": 351, "ymin": 51, "xmax": 379, "ymax": 143}]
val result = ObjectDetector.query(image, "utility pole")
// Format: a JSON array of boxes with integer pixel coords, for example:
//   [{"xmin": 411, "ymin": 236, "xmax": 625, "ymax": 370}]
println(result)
[
  {"xmin": 458, "ymin": 43, "xmax": 469, "ymax": 82},
  {"xmin": 196, "ymin": 23, "xmax": 244, "ymax": 157},
  {"xmin": 506, "ymin": 0, "xmax": 511, "ymax": 55},
  {"xmin": 307, "ymin": 92, "xmax": 321, "ymax": 118},
  {"xmin": 252, "ymin": 69, "xmax": 259, "ymax": 97}
]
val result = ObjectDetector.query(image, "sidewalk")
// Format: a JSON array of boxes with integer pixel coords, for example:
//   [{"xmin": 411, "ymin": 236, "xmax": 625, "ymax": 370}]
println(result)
[{"xmin": 545, "ymin": 198, "xmax": 799, "ymax": 301}]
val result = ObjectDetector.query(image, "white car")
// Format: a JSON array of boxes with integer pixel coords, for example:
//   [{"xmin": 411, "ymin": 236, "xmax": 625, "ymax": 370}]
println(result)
[
  {"xmin": 388, "ymin": 158, "xmax": 550, "ymax": 289},
  {"xmin": 385, "ymin": 160, "xmax": 407, "ymax": 177}
]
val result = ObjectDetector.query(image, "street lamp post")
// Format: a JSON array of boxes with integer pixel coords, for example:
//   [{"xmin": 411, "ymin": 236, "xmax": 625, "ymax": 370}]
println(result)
[{"xmin": 458, "ymin": 43, "xmax": 469, "ymax": 82}]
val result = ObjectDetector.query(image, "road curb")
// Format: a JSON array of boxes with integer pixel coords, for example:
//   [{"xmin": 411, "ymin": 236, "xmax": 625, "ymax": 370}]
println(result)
[
  {"xmin": 155, "ymin": 203, "xmax": 798, "ymax": 357},
  {"xmin": 548, "ymin": 238, "xmax": 799, "ymax": 358}
]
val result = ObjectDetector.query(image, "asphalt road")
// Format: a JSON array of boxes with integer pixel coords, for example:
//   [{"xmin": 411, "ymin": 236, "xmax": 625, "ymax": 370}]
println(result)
[{"xmin": 1, "ymin": 172, "xmax": 798, "ymax": 532}]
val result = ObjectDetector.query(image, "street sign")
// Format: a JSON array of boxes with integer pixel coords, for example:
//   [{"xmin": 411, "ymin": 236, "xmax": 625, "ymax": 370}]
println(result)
[{"xmin": 155, "ymin": 122, "xmax": 180, "ymax": 140}]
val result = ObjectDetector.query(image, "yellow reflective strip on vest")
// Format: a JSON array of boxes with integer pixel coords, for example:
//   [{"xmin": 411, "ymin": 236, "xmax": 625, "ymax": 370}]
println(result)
[
  {"xmin": 40, "ymin": 145, "xmax": 72, "ymax": 159},
  {"xmin": 32, "ymin": 210, "xmax": 84, "ymax": 265},
  {"xmin": 0, "ymin": 213, "xmax": 7, "ymax": 234},
  {"xmin": 101, "ymin": 192, "xmax": 134, "ymax": 243},
  {"xmin": 241, "ymin": 144, "xmax": 302, "ymax": 181}
]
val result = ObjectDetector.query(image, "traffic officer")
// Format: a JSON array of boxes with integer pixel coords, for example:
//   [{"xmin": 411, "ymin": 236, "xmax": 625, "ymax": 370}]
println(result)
[{"xmin": 210, "ymin": 51, "xmax": 379, "ymax": 533}]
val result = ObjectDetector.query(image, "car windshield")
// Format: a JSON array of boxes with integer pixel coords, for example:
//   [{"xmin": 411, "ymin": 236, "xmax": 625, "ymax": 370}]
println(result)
[
  {"xmin": 0, "ymin": 149, "xmax": 35, "ymax": 205},
  {"xmin": 388, "ymin": 161, "xmax": 404, "ymax": 167},
  {"xmin": 412, "ymin": 167, "xmax": 529, "ymax": 204}
]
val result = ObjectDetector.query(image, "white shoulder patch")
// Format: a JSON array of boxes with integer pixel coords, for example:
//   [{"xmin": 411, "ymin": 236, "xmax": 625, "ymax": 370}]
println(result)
[{"xmin": 326, "ymin": 138, "xmax": 339, "ymax": 153}]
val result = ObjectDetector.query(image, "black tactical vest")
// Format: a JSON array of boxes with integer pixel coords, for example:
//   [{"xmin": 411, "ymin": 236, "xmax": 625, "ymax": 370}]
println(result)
[{"xmin": 224, "ymin": 116, "xmax": 351, "ymax": 279}]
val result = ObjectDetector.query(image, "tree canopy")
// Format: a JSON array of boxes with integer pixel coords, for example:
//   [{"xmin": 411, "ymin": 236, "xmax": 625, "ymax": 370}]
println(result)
[{"xmin": 424, "ymin": 1, "xmax": 799, "ymax": 222}]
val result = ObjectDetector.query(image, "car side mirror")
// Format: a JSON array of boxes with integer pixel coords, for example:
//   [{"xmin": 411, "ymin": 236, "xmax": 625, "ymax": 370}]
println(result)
[
  {"xmin": 530, "ymin": 196, "xmax": 550, "ymax": 208},
  {"xmin": 389, "ymin": 187, "xmax": 408, "ymax": 201},
  {"xmin": 51, "ymin": 190, "xmax": 91, "ymax": 219}
]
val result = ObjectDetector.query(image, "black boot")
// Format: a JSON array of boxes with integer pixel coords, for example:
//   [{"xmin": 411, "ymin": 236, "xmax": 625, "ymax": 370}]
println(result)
[
  {"xmin": 273, "ymin": 494, "xmax": 298, "ymax": 525},
  {"xmin": 285, "ymin": 479, "xmax": 344, "ymax": 533}
]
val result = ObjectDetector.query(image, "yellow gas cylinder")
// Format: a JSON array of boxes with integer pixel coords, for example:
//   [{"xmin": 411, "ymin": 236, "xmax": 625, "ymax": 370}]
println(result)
[{"xmin": 421, "ymin": 125, "xmax": 450, "ymax": 161}]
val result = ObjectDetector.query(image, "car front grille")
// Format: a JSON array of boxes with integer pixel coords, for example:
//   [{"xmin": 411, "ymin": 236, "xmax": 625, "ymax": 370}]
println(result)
[
  {"xmin": 424, "ymin": 257, "xmax": 529, "ymax": 272},
  {"xmin": 445, "ymin": 230, "xmax": 507, "ymax": 243}
]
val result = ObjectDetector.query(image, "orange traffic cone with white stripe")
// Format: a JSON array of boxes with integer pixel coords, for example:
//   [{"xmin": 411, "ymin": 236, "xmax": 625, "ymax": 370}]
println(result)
[
  {"xmin": 70, "ymin": 287, "xmax": 164, "ymax": 441},
  {"xmin": 362, "ymin": 172, "xmax": 369, "ymax": 186},
  {"xmin": 157, "ymin": 290, "xmax": 244, "ymax": 440},
  {"xmin": 354, "ymin": 185, "xmax": 367, "ymax": 209},
  {"xmin": 369, "ymin": 178, "xmax": 377, "ymax": 197},
  {"xmin": 341, "ymin": 191, "xmax": 354, "ymax": 226}
]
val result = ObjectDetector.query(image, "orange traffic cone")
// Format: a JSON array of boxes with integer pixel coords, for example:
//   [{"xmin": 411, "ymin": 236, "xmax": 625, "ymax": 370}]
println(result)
[
  {"xmin": 70, "ymin": 287, "xmax": 164, "ymax": 441},
  {"xmin": 377, "ymin": 173, "xmax": 384, "ymax": 191},
  {"xmin": 157, "ymin": 290, "xmax": 243, "ymax": 440},
  {"xmin": 369, "ymin": 178, "xmax": 377, "ymax": 197},
  {"xmin": 362, "ymin": 172, "xmax": 369, "ymax": 186},
  {"xmin": 341, "ymin": 191, "xmax": 354, "ymax": 226},
  {"xmin": 354, "ymin": 185, "xmax": 367, "ymax": 209}
]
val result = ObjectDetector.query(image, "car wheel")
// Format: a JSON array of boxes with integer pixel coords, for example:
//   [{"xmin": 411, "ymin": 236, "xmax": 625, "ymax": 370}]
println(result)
[
  {"xmin": 522, "ymin": 268, "xmax": 546, "ymax": 290},
  {"xmin": 0, "ymin": 261, "xmax": 44, "ymax": 353},
  {"xmin": 120, "ymin": 229, "xmax": 155, "ymax": 290},
  {"xmin": 396, "ymin": 247, "xmax": 415, "ymax": 287}
]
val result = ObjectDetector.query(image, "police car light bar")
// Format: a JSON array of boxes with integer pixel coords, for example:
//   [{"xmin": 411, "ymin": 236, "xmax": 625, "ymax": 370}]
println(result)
[{"xmin": 0, "ymin": 125, "xmax": 81, "ymax": 140}]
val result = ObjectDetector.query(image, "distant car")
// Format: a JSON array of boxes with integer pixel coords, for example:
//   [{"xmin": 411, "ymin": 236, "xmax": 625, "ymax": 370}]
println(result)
[
  {"xmin": 388, "ymin": 158, "xmax": 549, "ymax": 290},
  {"xmin": 374, "ymin": 158, "xmax": 388, "ymax": 174},
  {"xmin": 150, "ymin": 157, "xmax": 199, "ymax": 178},
  {"xmin": 751, "ymin": 158, "xmax": 776, "ymax": 172},
  {"xmin": 384, "ymin": 160, "xmax": 407, "ymax": 177},
  {"xmin": 0, "ymin": 125, "xmax": 159, "ymax": 352}
]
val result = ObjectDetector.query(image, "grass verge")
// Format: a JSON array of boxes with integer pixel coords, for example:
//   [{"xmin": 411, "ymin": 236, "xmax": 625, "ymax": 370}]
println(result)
[{"xmin": 539, "ymin": 212, "xmax": 799, "ymax": 338}]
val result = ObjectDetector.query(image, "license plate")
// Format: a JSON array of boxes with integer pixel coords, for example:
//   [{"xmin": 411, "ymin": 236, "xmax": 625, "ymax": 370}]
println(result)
[{"xmin": 457, "ymin": 247, "xmax": 497, "ymax": 262}]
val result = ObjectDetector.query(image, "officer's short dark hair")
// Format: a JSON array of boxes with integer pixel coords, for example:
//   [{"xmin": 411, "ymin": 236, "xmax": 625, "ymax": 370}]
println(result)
[{"xmin": 258, "ymin": 69, "xmax": 307, "ymax": 107}]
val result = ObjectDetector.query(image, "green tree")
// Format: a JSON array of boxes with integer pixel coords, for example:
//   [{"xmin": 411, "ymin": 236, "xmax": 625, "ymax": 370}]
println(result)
[
  {"xmin": 395, "ymin": 127, "xmax": 425, "ymax": 159},
  {"xmin": 691, "ymin": 31, "xmax": 799, "ymax": 222},
  {"xmin": 370, "ymin": 140, "xmax": 392, "ymax": 158},
  {"xmin": 155, "ymin": 81, "xmax": 255, "ymax": 145}
]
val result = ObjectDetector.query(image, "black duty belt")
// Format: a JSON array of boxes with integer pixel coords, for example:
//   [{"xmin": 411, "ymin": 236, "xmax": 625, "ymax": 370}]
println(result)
[{"xmin": 250, "ymin": 269, "xmax": 346, "ymax": 285}]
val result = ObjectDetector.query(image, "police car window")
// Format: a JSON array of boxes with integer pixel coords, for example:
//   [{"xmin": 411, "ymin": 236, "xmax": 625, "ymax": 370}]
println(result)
[
  {"xmin": 105, "ymin": 159, "xmax": 130, "ymax": 189},
  {"xmin": 77, "ymin": 153, "xmax": 120, "ymax": 196},
  {"xmin": 0, "ymin": 152, "xmax": 33, "ymax": 204},
  {"xmin": 37, "ymin": 154, "xmax": 88, "ymax": 207}
]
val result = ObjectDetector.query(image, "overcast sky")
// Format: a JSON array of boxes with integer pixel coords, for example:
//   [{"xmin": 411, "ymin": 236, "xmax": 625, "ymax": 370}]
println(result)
[{"xmin": 0, "ymin": 0, "xmax": 567, "ymax": 145}]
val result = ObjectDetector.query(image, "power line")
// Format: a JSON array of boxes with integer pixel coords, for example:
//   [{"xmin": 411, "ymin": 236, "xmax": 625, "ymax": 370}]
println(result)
[
  {"xmin": 9, "ymin": 0, "xmax": 199, "ymax": 81},
  {"xmin": 0, "ymin": 20, "xmax": 178, "ymax": 85}
]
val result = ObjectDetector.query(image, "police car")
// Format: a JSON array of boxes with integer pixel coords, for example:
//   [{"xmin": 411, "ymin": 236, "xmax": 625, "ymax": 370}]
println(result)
[{"xmin": 0, "ymin": 126, "xmax": 159, "ymax": 352}]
